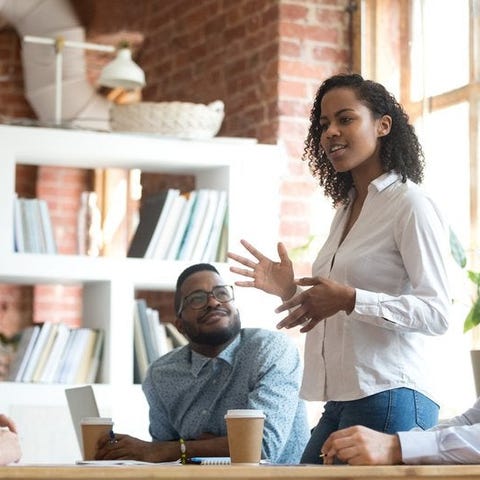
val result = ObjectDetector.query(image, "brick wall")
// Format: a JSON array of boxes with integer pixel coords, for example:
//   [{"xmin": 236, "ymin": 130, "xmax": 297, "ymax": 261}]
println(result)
[
  {"xmin": 277, "ymin": 1, "xmax": 350, "ymax": 275},
  {"xmin": 0, "ymin": 0, "xmax": 351, "ymax": 334}
]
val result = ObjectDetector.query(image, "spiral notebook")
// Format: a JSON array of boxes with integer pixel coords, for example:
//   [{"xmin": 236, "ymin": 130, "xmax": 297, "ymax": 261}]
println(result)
[{"xmin": 187, "ymin": 457, "xmax": 231, "ymax": 465}]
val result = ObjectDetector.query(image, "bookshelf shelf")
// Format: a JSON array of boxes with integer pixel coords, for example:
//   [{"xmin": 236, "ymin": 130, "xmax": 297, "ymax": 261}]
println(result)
[{"xmin": 0, "ymin": 124, "xmax": 285, "ymax": 462}]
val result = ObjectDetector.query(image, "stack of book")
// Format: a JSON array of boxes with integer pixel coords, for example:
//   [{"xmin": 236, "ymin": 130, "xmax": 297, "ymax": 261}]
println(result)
[
  {"xmin": 7, "ymin": 323, "xmax": 104, "ymax": 384},
  {"xmin": 133, "ymin": 299, "xmax": 187, "ymax": 383},
  {"xmin": 13, "ymin": 196, "xmax": 57, "ymax": 254},
  {"xmin": 127, "ymin": 188, "xmax": 228, "ymax": 262}
]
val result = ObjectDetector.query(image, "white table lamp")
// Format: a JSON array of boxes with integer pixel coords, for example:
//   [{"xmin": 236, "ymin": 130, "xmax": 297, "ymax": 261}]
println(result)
[{"xmin": 23, "ymin": 35, "xmax": 146, "ymax": 126}]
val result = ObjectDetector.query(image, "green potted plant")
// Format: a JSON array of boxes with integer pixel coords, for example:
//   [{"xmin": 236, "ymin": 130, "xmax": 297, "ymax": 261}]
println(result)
[{"xmin": 450, "ymin": 229, "xmax": 480, "ymax": 395}]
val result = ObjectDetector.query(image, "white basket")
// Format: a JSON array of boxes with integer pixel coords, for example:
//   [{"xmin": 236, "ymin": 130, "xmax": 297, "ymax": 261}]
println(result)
[{"xmin": 110, "ymin": 100, "xmax": 224, "ymax": 139}]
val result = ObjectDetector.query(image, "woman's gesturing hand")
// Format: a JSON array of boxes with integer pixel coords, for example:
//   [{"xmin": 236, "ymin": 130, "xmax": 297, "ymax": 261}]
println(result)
[
  {"xmin": 275, "ymin": 276, "xmax": 356, "ymax": 333},
  {"xmin": 228, "ymin": 239, "xmax": 296, "ymax": 300}
]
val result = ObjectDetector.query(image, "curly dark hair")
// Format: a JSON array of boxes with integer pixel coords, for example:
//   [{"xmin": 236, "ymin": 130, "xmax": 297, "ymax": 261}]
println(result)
[{"xmin": 303, "ymin": 73, "xmax": 424, "ymax": 206}]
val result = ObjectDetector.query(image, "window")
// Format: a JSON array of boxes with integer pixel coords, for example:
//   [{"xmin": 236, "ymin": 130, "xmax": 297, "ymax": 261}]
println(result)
[{"xmin": 356, "ymin": 0, "xmax": 479, "ymax": 416}]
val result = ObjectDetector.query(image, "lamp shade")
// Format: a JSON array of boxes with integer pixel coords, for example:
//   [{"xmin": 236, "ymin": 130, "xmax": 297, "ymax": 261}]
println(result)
[{"xmin": 98, "ymin": 48, "xmax": 146, "ymax": 89}]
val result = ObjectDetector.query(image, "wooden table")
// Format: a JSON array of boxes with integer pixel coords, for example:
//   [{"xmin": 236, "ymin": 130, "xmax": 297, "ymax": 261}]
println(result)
[{"xmin": 2, "ymin": 464, "xmax": 480, "ymax": 480}]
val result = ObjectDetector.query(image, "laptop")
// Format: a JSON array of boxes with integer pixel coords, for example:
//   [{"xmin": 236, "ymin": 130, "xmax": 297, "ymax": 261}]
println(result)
[{"xmin": 65, "ymin": 385, "xmax": 100, "ymax": 457}]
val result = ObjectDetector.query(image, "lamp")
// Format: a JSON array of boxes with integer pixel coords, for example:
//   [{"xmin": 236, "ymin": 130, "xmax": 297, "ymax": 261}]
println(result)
[
  {"xmin": 23, "ymin": 35, "xmax": 146, "ymax": 126},
  {"xmin": 98, "ymin": 47, "xmax": 145, "ymax": 89}
]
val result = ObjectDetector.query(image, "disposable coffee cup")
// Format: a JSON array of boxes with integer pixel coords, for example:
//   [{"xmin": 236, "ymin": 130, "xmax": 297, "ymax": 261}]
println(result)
[
  {"xmin": 224, "ymin": 409, "xmax": 265, "ymax": 465},
  {"xmin": 80, "ymin": 416, "xmax": 113, "ymax": 460}
]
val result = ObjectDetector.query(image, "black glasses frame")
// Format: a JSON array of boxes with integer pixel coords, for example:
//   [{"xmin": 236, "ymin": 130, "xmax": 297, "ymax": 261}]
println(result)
[{"xmin": 177, "ymin": 285, "xmax": 234, "ymax": 315}]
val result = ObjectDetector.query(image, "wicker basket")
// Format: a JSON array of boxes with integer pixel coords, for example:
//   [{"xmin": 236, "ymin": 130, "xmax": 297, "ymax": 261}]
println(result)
[{"xmin": 110, "ymin": 100, "xmax": 224, "ymax": 139}]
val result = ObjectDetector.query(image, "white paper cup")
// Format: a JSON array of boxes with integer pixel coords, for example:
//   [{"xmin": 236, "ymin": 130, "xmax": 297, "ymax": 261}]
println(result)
[
  {"xmin": 80, "ymin": 416, "xmax": 113, "ymax": 460},
  {"xmin": 224, "ymin": 409, "xmax": 265, "ymax": 464}
]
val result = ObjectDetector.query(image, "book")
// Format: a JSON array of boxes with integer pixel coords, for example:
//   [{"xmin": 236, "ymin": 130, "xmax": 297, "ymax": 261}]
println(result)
[
  {"xmin": 176, "ymin": 189, "xmax": 210, "ymax": 261},
  {"xmin": 7, "ymin": 325, "xmax": 41, "ymax": 382},
  {"xmin": 37, "ymin": 199, "xmax": 57, "ymax": 254},
  {"xmin": 58, "ymin": 328, "xmax": 95, "ymax": 384},
  {"xmin": 153, "ymin": 319, "xmax": 171, "ymax": 357},
  {"xmin": 190, "ymin": 190, "xmax": 220, "ymax": 262},
  {"xmin": 144, "ymin": 189, "xmax": 180, "ymax": 258},
  {"xmin": 19, "ymin": 198, "xmax": 42, "ymax": 253},
  {"xmin": 13, "ymin": 194, "xmax": 24, "ymax": 253},
  {"xmin": 151, "ymin": 193, "xmax": 186, "ymax": 260},
  {"xmin": 39, "ymin": 323, "xmax": 71, "ymax": 383},
  {"xmin": 164, "ymin": 322, "xmax": 188, "ymax": 348},
  {"xmin": 31, "ymin": 322, "xmax": 60, "ymax": 382},
  {"xmin": 133, "ymin": 302, "xmax": 150, "ymax": 383},
  {"xmin": 127, "ymin": 191, "xmax": 171, "ymax": 258},
  {"xmin": 136, "ymin": 299, "xmax": 158, "ymax": 365},
  {"xmin": 21, "ymin": 322, "xmax": 56, "ymax": 383},
  {"xmin": 202, "ymin": 190, "xmax": 227, "ymax": 262},
  {"xmin": 165, "ymin": 191, "xmax": 197, "ymax": 260},
  {"xmin": 74, "ymin": 329, "xmax": 100, "ymax": 384},
  {"xmin": 146, "ymin": 306, "xmax": 160, "ymax": 359},
  {"xmin": 86, "ymin": 329, "xmax": 105, "ymax": 384},
  {"xmin": 215, "ymin": 214, "xmax": 229, "ymax": 262}
]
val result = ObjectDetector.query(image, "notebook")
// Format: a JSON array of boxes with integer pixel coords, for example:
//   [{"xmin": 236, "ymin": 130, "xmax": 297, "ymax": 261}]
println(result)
[
  {"xmin": 65, "ymin": 385, "xmax": 100, "ymax": 457},
  {"xmin": 187, "ymin": 457, "xmax": 231, "ymax": 465}
]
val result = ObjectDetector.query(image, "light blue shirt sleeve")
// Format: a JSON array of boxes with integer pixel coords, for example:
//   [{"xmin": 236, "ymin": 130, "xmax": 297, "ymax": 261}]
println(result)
[{"xmin": 245, "ymin": 332, "xmax": 308, "ymax": 462}]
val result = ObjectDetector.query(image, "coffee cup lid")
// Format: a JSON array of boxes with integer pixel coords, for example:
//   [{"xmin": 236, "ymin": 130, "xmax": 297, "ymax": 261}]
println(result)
[
  {"xmin": 224, "ymin": 409, "xmax": 265, "ymax": 419},
  {"xmin": 80, "ymin": 417, "xmax": 113, "ymax": 424}
]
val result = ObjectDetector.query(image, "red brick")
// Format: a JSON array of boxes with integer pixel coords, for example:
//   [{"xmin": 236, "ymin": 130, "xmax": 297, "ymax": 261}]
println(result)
[{"xmin": 280, "ymin": 3, "xmax": 310, "ymax": 22}]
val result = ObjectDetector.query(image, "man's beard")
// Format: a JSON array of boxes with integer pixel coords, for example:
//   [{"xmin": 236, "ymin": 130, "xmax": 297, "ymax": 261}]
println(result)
[{"xmin": 185, "ymin": 309, "xmax": 241, "ymax": 346}]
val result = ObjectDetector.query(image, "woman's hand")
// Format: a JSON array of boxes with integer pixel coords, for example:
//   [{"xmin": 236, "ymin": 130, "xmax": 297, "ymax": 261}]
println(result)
[
  {"xmin": 0, "ymin": 414, "xmax": 17, "ymax": 433},
  {"xmin": 275, "ymin": 276, "xmax": 356, "ymax": 332},
  {"xmin": 321, "ymin": 426, "xmax": 403, "ymax": 465},
  {"xmin": 228, "ymin": 239, "xmax": 296, "ymax": 300}
]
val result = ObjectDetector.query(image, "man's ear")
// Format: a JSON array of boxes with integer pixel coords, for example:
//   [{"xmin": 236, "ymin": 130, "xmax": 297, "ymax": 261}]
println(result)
[
  {"xmin": 378, "ymin": 114, "xmax": 392, "ymax": 137},
  {"xmin": 174, "ymin": 316, "xmax": 184, "ymax": 335}
]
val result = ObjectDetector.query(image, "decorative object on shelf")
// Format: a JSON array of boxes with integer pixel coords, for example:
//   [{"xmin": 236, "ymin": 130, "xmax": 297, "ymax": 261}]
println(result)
[
  {"xmin": 77, "ymin": 191, "xmax": 103, "ymax": 257},
  {"xmin": 110, "ymin": 100, "xmax": 225, "ymax": 139},
  {"xmin": 0, "ymin": 333, "xmax": 17, "ymax": 381},
  {"xmin": 22, "ymin": 35, "xmax": 146, "ymax": 126}
]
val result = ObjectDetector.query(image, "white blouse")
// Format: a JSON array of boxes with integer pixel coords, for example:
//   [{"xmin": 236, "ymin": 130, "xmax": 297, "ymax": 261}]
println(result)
[{"xmin": 300, "ymin": 171, "xmax": 451, "ymax": 402}]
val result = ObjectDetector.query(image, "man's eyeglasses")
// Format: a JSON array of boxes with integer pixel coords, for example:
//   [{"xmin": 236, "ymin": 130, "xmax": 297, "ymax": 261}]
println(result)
[{"xmin": 178, "ymin": 285, "xmax": 234, "ymax": 315}]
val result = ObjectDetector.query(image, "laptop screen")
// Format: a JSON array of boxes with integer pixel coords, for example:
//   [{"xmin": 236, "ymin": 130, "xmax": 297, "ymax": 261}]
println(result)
[{"xmin": 65, "ymin": 385, "xmax": 100, "ymax": 456}]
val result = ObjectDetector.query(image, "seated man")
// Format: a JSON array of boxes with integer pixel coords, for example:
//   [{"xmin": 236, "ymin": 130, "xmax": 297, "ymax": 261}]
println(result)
[
  {"xmin": 321, "ymin": 398, "xmax": 480, "ymax": 464},
  {"xmin": 0, "ymin": 414, "xmax": 21, "ymax": 465},
  {"xmin": 96, "ymin": 263, "xmax": 310, "ymax": 463}
]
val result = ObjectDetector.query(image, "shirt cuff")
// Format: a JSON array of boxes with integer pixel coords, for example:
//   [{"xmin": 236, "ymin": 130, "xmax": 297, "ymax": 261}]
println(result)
[
  {"xmin": 398, "ymin": 430, "xmax": 439, "ymax": 464},
  {"xmin": 353, "ymin": 288, "xmax": 381, "ymax": 316}
]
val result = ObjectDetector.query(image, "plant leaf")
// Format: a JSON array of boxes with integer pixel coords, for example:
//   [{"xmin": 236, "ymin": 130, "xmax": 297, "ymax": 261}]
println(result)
[
  {"xmin": 464, "ymin": 296, "xmax": 480, "ymax": 332},
  {"xmin": 468, "ymin": 270, "xmax": 480, "ymax": 286}
]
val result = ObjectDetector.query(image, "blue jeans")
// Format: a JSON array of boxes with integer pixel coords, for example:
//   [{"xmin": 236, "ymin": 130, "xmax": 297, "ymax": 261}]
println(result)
[{"xmin": 300, "ymin": 388, "xmax": 439, "ymax": 464}]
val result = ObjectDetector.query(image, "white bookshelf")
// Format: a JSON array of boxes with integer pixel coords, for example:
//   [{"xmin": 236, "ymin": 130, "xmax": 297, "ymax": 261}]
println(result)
[{"xmin": 0, "ymin": 125, "xmax": 286, "ymax": 462}]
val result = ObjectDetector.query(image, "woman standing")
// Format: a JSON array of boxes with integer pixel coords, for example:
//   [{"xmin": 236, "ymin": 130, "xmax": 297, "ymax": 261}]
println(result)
[{"xmin": 228, "ymin": 73, "xmax": 451, "ymax": 463}]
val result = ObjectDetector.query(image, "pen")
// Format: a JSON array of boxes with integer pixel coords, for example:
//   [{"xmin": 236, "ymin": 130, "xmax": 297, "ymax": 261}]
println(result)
[{"xmin": 109, "ymin": 430, "xmax": 118, "ymax": 444}]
